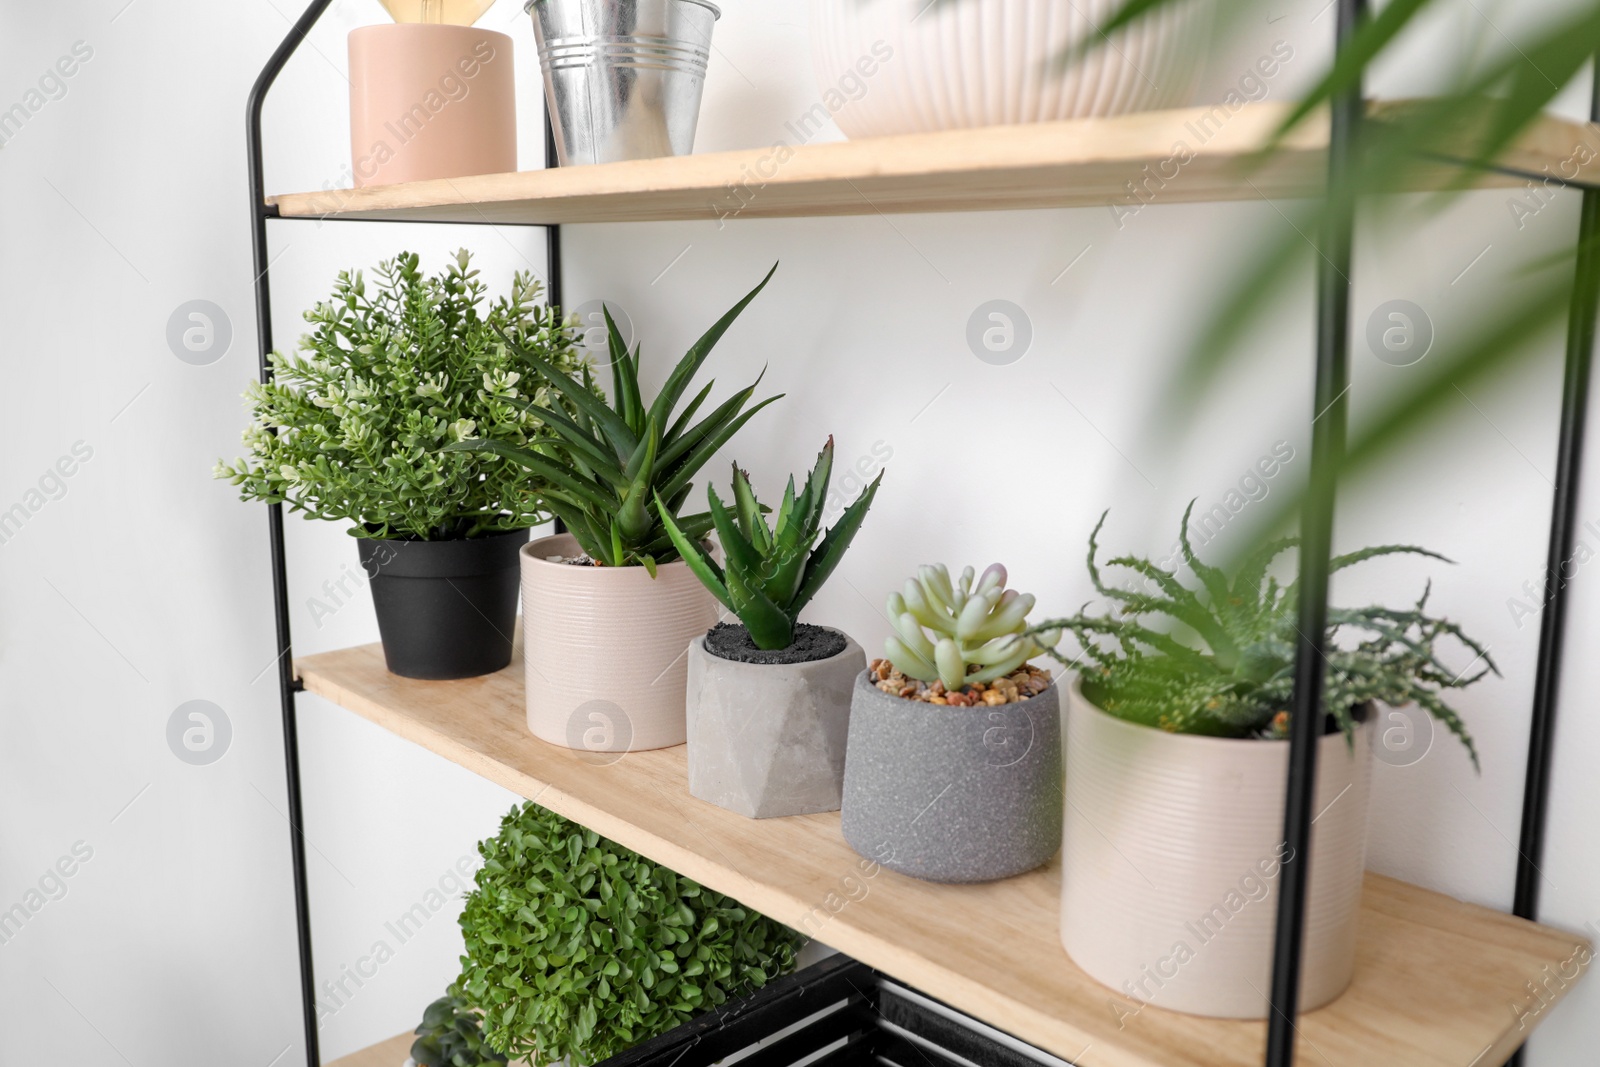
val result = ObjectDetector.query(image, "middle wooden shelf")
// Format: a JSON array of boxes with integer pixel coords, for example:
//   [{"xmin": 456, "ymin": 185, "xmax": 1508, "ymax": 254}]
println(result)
[{"xmin": 296, "ymin": 636, "xmax": 1587, "ymax": 1067}]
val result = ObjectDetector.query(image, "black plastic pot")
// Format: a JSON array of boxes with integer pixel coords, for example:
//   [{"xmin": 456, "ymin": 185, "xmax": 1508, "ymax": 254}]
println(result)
[{"xmin": 356, "ymin": 528, "xmax": 528, "ymax": 680}]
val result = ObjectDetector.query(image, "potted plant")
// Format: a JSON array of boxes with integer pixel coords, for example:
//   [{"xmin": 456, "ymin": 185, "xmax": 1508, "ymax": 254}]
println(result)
[
  {"xmin": 409, "ymin": 994, "xmax": 510, "ymax": 1067},
  {"xmin": 810, "ymin": 0, "xmax": 1210, "ymax": 139},
  {"xmin": 217, "ymin": 250, "xmax": 591, "ymax": 680},
  {"xmin": 347, "ymin": 1, "xmax": 516, "ymax": 188},
  {"xmin": 658, "ymin": 438, "xmax": 884, "ymax": 818},
  {"xmin": 446, "ymin": 267, "xmax": 781, "ymax": 751},
  {"xmin": 839, "ymin": 564, "xmax": 1062, "ymax": 883},
  {"xmin": 1037, "ymin": 507, "xmax": 1494, "ymax": 1019},
  {"xmin": 455, "ymin": 802, "xmax": 802, "ymax": 1066}
]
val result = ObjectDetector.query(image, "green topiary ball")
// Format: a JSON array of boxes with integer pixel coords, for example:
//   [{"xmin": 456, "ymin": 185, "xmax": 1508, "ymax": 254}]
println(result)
[{"xmin": 456, "ymin": 802, "xmax": 803, "ymax": 1066}]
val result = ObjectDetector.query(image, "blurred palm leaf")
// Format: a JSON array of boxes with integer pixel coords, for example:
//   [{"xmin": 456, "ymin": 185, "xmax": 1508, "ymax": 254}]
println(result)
[{"xmin": 913, "ymin": 0, "xmax": 1600, "ymax": 555}]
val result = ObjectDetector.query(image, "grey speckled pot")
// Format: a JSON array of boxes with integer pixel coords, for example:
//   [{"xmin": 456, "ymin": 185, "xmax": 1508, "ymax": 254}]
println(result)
[
  {"xmin": 840, "ymin": 670, "xmax": 1063, "ymax": 883},
  {"xmin": 686, "ymin": 629, "xmax": 866, "ymax": 819}
]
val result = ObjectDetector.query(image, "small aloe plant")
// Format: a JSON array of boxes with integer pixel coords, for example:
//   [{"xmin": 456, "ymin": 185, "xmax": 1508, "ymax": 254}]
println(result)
[
  {"xmin": 886, "ymin": 564, "xmax": 1059, "ymax": 692},
  {"xmin": 657, "ymin": 437, "xmax": 884, "ymax": 650}
]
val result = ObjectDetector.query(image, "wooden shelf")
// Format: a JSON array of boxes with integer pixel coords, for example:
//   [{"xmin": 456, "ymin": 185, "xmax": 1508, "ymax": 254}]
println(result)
[
  {"xmin": 327, "ymin": 1032, "xmax": 411, "ymax": 1067},
  {"xmin": 298, "ymin": 639, "xmax": 1587, "ymax": 1067},
  {"xmin": 269, "ymin": 102, "xmax": 1596, "ymax": 226}
]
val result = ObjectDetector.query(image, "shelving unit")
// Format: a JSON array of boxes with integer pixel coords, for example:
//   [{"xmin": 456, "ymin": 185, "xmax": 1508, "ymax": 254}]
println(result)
[
  {"xmin": 298, "ymin": 638, "xmax": 1587, "ymax": 1067},
  {"xmin": 249, "ymin": 3, "xmax": 1600, "ymax": 1066},
  {"xmin": 267, "ymin": 101, "xmax": 1600, "ymax": 226}
]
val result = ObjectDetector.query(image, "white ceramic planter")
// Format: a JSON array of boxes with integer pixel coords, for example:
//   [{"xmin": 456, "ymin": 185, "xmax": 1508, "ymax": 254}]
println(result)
[
  {"xmin": 521, "ymin": 533, "xmax": 719, "ymax": 752},
  {"xmin": 1060, "ymin": 681, "xmax": 1373, "ymax": 1018},
  {"xmin": 810, "ymin": 0, "xmax": 1208, "ymax": 138}
]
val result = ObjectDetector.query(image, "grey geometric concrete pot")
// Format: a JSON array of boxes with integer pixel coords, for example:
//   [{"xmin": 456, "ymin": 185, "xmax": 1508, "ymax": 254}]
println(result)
[
  {"xmin": 840, "ymin": 670, "xmax": 1063, "ymax": 883},
  {"xmin": 685, "ymin": 629, "xmax": 865, "ymax": 818}
]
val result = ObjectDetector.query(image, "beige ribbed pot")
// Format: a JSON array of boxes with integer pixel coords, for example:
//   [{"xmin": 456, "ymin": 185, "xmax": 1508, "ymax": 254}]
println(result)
[
  {"xmin": 521, "ymin": 533, "xmax": 719, "ymax": 753},
  {"xmin": 348, "ymin": 23, "xmax": 516, "ymax": 188},
  {"xmin": 1060, "ymin": 680, "xmax": 1373, "ymax": 1018}
]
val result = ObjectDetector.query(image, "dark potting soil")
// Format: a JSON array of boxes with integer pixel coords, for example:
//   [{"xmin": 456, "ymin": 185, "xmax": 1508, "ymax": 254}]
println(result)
[{"xmin": 703, "ymin": 622, "xmax": 847, "ymax": 665}]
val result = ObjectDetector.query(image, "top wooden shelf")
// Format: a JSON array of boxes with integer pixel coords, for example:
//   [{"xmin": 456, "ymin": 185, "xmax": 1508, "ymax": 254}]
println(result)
[
  {"xmin": 298, "ymin": 638, "xmax": 1588, "ymax": 1067},
  {"xmin": 269, "ymin": 102, "xmax": 1598, "ymax": 226}
]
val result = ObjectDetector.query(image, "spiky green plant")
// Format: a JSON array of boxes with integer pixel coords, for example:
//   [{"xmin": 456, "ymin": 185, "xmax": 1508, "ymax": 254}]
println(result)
[
  {"xmin": 1032, "ymin": 505, "xmax": 1496, "ymax": 766},
  {"xmin": 886, "ymin": 564, "xmax": 1059, "ymax": 692},
  {"xmin": 444, "ymin": 266, "xmax": 783, "ymax": 570},
  {"xmin": 657, "ymin": 437, "xmax": 884, "ymax": 650}
]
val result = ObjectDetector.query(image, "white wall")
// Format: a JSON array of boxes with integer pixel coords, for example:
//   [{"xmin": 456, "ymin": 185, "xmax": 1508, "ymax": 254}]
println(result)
[{"xmin": 0, "ymin": 0, "xmax": 1595, "ymax": 1064}]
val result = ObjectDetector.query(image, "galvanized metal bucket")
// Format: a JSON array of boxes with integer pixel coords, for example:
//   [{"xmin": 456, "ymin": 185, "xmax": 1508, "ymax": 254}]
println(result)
[{"xmin": 527, "ymin": 0, "xmax": 720, "ymax": 166}]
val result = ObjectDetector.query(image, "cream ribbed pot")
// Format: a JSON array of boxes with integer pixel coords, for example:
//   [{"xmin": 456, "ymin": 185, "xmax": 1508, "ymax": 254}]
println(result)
[
  {"xmin": 521, "ymin": 534, "xmax": 719, "ymax": 753},
  {"xmin": 1059, "ymin": 680, "xmax": 1374, "ymax": 1018}
]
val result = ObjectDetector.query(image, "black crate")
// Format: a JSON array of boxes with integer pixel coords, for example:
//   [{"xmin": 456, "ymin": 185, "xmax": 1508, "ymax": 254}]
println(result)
[{"xmin": 597, "ymin": 954, "xmax": 1079, "ymax": 1067}]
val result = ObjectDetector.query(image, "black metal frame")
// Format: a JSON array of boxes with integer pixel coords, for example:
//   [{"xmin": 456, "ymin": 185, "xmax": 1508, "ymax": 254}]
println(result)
[
  {"xmin": 245, "ymin": 2, "xmax": 1596, "ymax": 1065},
  {"xmin": 246, "ymin": 10, "xmax": 562, "ymax": 1065}
]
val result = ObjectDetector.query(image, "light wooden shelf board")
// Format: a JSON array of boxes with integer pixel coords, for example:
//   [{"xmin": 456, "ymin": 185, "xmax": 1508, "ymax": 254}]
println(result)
[
  {"xmin": 326, "ymin": 1032, "xmax": 411, "ymax": 1067},
  {"xmin": 297, "ymin": 639, "xmax": 1588, "ymax": 1067},
  {"xmin": 268, "ymin": 103, "xmax": 1595, "ymax": 226}
]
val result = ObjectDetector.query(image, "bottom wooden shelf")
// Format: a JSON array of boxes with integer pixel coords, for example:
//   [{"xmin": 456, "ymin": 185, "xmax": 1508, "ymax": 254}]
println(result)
[
  {"xmin": 327, "ymin": 1031, "xmax": 411, "ymax": 1067},
  {"xmin": 298, "ymin": 639, "xmax": 1588, "ymax": 1067}
]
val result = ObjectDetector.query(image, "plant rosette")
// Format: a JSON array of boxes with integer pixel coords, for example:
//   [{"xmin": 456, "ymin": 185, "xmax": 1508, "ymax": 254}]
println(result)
[
  {"xmin": 1062, "ymin": 679, "xmax": 1372, "ymax": 1018},
  {"xmin": 664, "ymin": 438, "xmax": 884, "ymax": 819},
  {"xmin": 839, "ymin": 564, "xmax": 1063, "ymax": 884}
]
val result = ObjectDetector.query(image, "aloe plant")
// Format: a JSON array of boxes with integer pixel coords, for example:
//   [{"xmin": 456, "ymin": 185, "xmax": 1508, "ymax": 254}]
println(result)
[
  {"xmin": 445, "ymin": 266, "xmax": 782, "ymax": 569},
  {"xmin": 1033, "ymin": 505, "xmax": 1495, "ymax": 764},
  {"xmin": 656, "ymin": 437, "xmax": 883, "ymax": 650},
  {"xmin": 885, "ymin": 564, "xmax": 1059, "ymax": 692}
]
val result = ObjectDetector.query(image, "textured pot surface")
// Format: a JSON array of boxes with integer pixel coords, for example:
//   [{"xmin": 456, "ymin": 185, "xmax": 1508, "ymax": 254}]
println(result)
[
  {"xmin": 358, "ymin": 528, "xmax": 527, "ymax": 680},
  {"xmin": 810, "ymin": 0, "xmax": 1208, "ymax": 138},
  {"xmin": 1060, "ymin": 681, "xmax": 1373, "ymax": 1018},
  {"xmin": 521, "ymin": 533, "xmax": 719, "ymax": 752},
  {"xmin": 348, "ymin": 24, "xmax": 516, "ymax": 187},
  {"xmin": 686, "ymin": 630, "xmax": 865, "ymax": 819},
  {"xmin": 841, "ymin": 671, "xmax": 1062, "ymax": 883}
]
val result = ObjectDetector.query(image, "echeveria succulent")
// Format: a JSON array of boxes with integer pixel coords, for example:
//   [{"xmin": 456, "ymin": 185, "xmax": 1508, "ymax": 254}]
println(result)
[{"xmin": 885, "ymin": 564, "xmax": 1059, "ymax": 692}]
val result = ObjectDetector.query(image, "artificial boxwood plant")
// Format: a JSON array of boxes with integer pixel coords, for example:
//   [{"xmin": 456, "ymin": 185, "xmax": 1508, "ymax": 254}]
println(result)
[
  {"xmin": 456, "ymin": 802, "xmax": 802, "ymax": 1066},
  {"xmin": 216, "ymin": 250, "xmax": 591, "ymax": 540}
]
